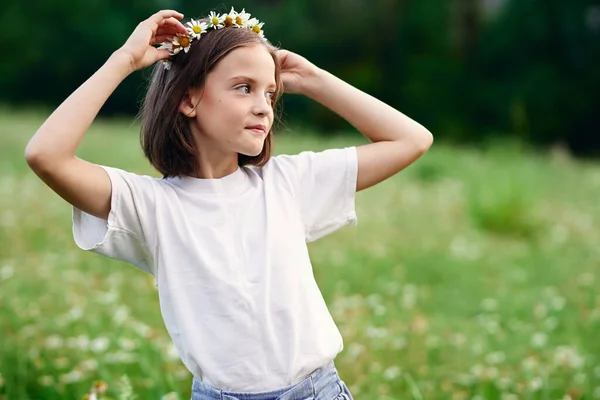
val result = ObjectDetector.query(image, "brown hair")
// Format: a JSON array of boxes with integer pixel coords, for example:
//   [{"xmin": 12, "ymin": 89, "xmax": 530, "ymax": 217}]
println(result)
[{"xmin": 139, "ymin": 19, "xmax": 283, "ymax": 178}]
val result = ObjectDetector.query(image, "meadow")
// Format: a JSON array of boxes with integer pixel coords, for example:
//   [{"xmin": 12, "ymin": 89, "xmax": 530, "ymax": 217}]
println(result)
[{"xmin": 1, "ymin": 109, "xmax": 600, "ymax": 399}]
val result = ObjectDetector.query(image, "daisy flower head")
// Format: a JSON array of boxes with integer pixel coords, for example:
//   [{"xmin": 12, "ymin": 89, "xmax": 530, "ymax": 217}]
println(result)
[
  {"xmin": 173, "ymin": 34, "xmax": 192, "ymax": 54},
  {"xmin": 235, "ymin": 8, "xmax": 251, "ymax": 27},
  {"xmin": 224, "ymin": 8, "xmax": 237, "ymax": 27},
  {"xmin": 186, "ymin": 19, "xmax": 207, "ymax": 39},
  {"xmin": 248, "ymin": 19, "xmax": 265, "ymax": 38},
  {"xmin": 208, "ymin": 11, "xmax": 225, "ymax": 29},
  {"xmin": 162, "ymin": 59, "xmax": 172, "ymax": 70}
]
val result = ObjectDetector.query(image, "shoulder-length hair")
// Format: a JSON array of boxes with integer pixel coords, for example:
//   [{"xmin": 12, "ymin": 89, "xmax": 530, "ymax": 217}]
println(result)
[{"xmin": 139, "ymin": 19, "xmax": 283, "ymax": 178}]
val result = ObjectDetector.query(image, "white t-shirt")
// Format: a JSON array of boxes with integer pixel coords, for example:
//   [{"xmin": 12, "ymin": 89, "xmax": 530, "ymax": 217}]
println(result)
[{"xmin": 72, "ymin": 147, "xmax": 358, "ymax": 392}]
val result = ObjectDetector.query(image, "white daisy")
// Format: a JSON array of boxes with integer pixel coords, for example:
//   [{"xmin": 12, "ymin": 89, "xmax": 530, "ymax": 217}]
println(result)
[
  {"xmin": 208, "ymin": 11, "xmax": 225, "ymax": 29},
  {"xmin": 186, "ymin": 19, "xmax": 207, "ymax": 39},
  {"xmin": 248, "ymin": 20, "xmax": 265, "ymax": 38},
  {"xmin": 162, "ymin": 60, "xmax": 172, "ymax": 70},
  {"xmin": 158, "ymin": 41, "xmax": 176, "ymax": 55},
  {"xmin": 173, "ymin": 35, "xmax": 192, "ymax": 54},
  {"xmin": 235, "ymin": 8, "xmax": 251, "ymax": 27},
  {"xmin": 223, "ymin": 7, "xmax": 237, "ymax": 28}
]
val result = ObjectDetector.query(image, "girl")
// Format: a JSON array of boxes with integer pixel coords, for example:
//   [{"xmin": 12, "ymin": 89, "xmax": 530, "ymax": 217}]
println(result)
[{"xmin": 25, "ymin": 8, "xmax": 433, "ymax": 400}]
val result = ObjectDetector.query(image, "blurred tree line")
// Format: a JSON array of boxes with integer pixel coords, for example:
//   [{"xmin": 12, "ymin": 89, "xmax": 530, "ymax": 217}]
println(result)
[{"xmin": 1, "ymin": 0, "xmax": 599, "ymax": 154}]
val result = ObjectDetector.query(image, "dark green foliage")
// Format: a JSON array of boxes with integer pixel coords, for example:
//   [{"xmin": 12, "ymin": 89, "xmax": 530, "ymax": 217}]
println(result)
[{"xmin": 2, "ymin": 0, "xmax": 598, "ymax": 153}]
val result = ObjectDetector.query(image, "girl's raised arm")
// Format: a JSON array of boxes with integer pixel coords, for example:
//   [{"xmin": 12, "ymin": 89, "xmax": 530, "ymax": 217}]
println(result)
[
  {"xmin": 277, "ymin": 50, "xmax": 434, "ymax": 192},
  {"xmin": 24, "ymin": 10, "xmax": 186, "ymax": 220}
]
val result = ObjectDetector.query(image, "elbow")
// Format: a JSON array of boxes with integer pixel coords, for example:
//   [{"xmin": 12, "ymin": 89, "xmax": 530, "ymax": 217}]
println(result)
[
  {"xmin": 24, "ymin": 139, "xmax": 53, "ymax": 174},
  {"xmin": 24, "ymin": 143, "xmax": 40, "ymax": 169},
  {"xmin": 24, "ymin": 141, "xmax": 46, "ymax": 172},
  {"xmin": 415, "ymin": 129, "xmax": 433, "ymax": 154}
]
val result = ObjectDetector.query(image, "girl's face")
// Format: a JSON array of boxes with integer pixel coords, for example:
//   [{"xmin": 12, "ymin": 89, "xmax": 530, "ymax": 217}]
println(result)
[{"xmin": 187, "ymin": 44, "xmax": 277, "ymax": 160}]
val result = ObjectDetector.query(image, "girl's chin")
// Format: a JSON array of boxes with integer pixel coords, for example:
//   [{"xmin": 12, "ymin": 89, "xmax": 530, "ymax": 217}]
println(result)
[{"xmin": 239, "ymin": 146, "xmax": 264, "ymax": 158}]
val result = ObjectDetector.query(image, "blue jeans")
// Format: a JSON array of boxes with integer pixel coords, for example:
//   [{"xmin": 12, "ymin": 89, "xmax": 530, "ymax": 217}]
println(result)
[{"xmin": 191, "ymin": 361, "xmax": 354, "ymax": 400}]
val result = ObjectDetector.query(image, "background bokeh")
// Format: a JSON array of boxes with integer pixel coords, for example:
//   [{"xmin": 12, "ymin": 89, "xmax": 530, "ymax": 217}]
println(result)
[
  {"xmin": 2, "ymin": 0, "xmax": 599, "ymax": 153},
  {"xmin": 2, "ymin": 0, "xmax": 600, "ymax": 399}
]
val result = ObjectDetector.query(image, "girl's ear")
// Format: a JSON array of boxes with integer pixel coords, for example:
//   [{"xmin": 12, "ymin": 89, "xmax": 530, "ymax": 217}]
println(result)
[{"xmin": 178, "ymin": 88, "xmax": 202, "ymax": 117}]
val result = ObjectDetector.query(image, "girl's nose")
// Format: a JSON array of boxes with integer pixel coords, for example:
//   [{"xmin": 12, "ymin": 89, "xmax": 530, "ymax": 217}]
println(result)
[{"xmin": 252, "ymin": 94, "xmax": 272, "ymax": 116}]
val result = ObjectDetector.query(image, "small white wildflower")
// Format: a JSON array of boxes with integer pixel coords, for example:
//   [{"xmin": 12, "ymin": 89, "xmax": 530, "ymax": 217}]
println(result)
[
  {"xmin": 235, "ymin": 8, "xmax": 251, "ymax": 27},
  {"xmin": 383, "ymin": 365, "xmax": 402, "ymax": 381},
  {"xmin": 522, "ymin": 356, "xmax": 539, "ymax": 372},
  {"xmin": 497, "ymin": 377, "xmax": 513, "ymax": 390},
  {"xmin": 59, "ymin": 370, "xmax": 83, "ymax": 384},
  {"xmin": 78, "ymin": 358, "xmax": 99, "ymax": 372},
  {"xmin": 67, "ymin": 335, "xmax": 90, "ymax": 350},
  {"xmin": 531, "ymin": 332, "xmax": 547, "ymax": 348},
  {"xmin": 162, "ymin": 392, "xmax": 180, "ymax": 400},
  {"xmin": 66, "ymin": 307, "xmax": 84, "ymax": 321},
  {"xmin": 105, "ymin": 351, "xmax": 137, "ymax": 364},
  {"xmin": 90, "ymin": 337, "xmax": 110, "ymax": 353},
  {"xmin": 208, "ymin": 11, "xmax": 225, "ymax": 28},
  {"xmin": 347, "ymin": 343, "xmax": 365, "ymax": 360},
  {"xmin": 529, "ymin": 377, "xmax": 543, "ymax": 391},
  {"xmin": 554, "ymin": 346, "xmax": 584, "ymax": 369},
  {"xmin": 118, "ymin": 338, "xmax": 138, "ymax": 351},
  {"xmin": 186, "ymin": 19, "xmax": 207, "ymax": 39},
  {"xmin": 166, "ymin": 342, "xmax": 181, "ymax": 361},
  {"xmin": 45, "ymin": 335, "xmax": 64, "ymax": 349},
  {"xmin": 365, "ymin": 294, "xmax": 382, "ymax": 308},
  {"xmin": 485, "ymin": 351, "xmax": 506, "ymax": 365},
  {"xmin": 113, "ymin": 306, "xmax": 129, "ymax": 325},
  {"xmin": 173, "ymin": 35, "xmax": 192, "ymax": 54},
  {"xmin": 247, "ymin": 19, "xmax": 265, "ymax": 38},
  {"xmin": 365, "ymin": 325, "xmax": 388, "ymax": 339},
  {"xmin": 0, "ymin": 264, "xmax": 13, "ymax": 280},
  {"xmin": 131, "ymin": 321, "xmax": 152, "ymax": 337}
]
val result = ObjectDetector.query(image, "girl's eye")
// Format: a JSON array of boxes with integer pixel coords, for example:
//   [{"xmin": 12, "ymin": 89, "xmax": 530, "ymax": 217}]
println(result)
[
  {"xmin": 236, "ymin": 85, "xmax": 250, "ymax": 94},
  {"xmin": 266, "ymin": 92, "xmax": 275, "ymax": 100}
]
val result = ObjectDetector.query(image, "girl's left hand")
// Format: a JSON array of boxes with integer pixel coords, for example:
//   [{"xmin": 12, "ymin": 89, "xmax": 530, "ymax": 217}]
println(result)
[{"xmin": 276, "ymin": 50, "xmax": 320, "ymax": 95}]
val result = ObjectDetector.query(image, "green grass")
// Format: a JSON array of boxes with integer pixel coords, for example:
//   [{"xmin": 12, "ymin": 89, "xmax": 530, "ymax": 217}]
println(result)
[{"xmin": 2, "ymin": 108, "xmax": 600, "ymax": 399}]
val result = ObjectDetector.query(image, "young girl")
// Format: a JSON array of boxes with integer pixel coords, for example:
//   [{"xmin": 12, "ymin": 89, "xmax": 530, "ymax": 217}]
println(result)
[{"xmin": 25, "ymin": 7, "xmax": 432, "ymax": 400}]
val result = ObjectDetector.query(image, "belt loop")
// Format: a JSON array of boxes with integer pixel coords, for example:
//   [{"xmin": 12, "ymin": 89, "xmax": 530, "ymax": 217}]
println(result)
[{"xmin": 310, "ymin": 375, "xmax": 316, "ymax": 398}]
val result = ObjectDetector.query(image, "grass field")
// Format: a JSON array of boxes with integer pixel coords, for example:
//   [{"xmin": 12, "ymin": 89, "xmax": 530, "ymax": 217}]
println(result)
[{"xmin": 1, "ymin": 109, "xmax": 600, "ymax": 400}]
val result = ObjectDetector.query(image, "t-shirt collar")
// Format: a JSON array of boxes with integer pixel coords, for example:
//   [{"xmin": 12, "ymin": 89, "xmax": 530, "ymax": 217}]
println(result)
[{"xmin": 167, "ymin": 167, "xmax": 249, "ymax": 194}]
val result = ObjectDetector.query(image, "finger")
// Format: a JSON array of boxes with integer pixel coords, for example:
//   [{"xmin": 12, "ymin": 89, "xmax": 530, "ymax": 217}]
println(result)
[
  {"xmin": 156, "ymin": 25, "xmax": 180, "ymax": 36},
  {"xmin": 156, "ymin": 48, "xmax": 172, "ymax": 60},
  {"xmin": 159, "ymin": 17, "xmax": 188, "ymax": 35},
  {"xmin": 152, "ymin": 35, "xmax": 174, "ymax": 45},
  {"xmin": 150, "ymin": 10, "xmax": 184, "ymax": 24}
]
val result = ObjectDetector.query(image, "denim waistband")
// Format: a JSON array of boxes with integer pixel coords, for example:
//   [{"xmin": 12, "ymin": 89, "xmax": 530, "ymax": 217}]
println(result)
[{"xmin": 191, "ymin": 361, "xmax": 340, "ymax": 400}]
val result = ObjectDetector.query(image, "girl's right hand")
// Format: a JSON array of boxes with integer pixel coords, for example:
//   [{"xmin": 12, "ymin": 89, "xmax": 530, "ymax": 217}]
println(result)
[{"xmin": 117, "ymin": 10, "xmax": 188, "ymax": 72}]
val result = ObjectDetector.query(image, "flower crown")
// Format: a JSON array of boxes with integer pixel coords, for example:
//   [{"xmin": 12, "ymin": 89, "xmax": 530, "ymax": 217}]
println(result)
[{"xmin": 158, "ymin": 7, "xmax": 266, "ymax": 70}]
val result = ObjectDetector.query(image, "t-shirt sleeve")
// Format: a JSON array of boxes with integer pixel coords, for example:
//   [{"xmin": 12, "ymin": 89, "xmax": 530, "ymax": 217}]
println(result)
[
  {"xmin": 273, "ymin": 147, "xmax": 358, "ymax": 242},
  {"xmin": 71, "ymin": 166, "xmax": 156, "ymax": 275}
]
